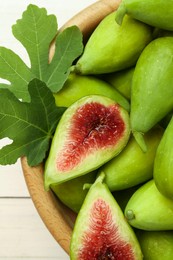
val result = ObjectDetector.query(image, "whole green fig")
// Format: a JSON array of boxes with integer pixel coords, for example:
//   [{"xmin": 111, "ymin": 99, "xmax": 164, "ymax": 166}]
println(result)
[
  {"xmin": 54, "ymin": 72, "xmax": 129, "ymax": 111},
  {"xmin": 125, "ymin": 180, "xmax": 173, "ymax": 230},
  {"xmin": 75, "ymin": 12, "xmax": 153, "ymax": 75},
  {"xmin": 130, "ymin": 37, "xmax": 173, "ymax": 151},
  {"xmin": 100, "ymin": 126, "xmax": 163, "ymax": 191}
]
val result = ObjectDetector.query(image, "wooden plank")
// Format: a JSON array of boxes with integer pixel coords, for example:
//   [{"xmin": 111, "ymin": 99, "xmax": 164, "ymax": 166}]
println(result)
[
  {"xmin": 0, "ymin": 198, "xmax": 69, "ymax": 259},
  {"xmin": 0, "ymin": 160, "xmax": 30, "ymax": 197}
]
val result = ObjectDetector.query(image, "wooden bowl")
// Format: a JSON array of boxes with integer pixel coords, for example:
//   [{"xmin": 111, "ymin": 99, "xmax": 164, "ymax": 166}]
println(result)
[{"xmin": 21, "ymin": 0, "xmax": 121, "ymax": 255}]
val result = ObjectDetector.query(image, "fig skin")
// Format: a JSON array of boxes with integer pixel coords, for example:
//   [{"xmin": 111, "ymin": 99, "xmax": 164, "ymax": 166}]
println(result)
[
  {"xmin": 75, "ymin": 12, "xmax": 153, "ymax": 75},
  {"xmin": 130, "ymin": 37, "xmax": 173, "ymax": 150},
  {"xmin": 136, "ymin": 230, "xmax": 173, "ymax": 260},
  {"xmin": 154, "ymin": 116, "xmax": 173, "ymax": 200},
  {"xmin": 44, "ymin": 95, "xmax": 130, "ymax": 190},
  {"xmin": 125, "ymin": 179, "xmax": 173, "ymax": 231},
  {"xmin": 115, "ymin": 0, "xmax": 173, "ymax": 31},
  {"xmin": 100, "ymin": 126, "xmax": 163, "ymax": 191},
  {"xmin": 54, "ymin": 72, "xmax": 130, "ymax": 111},
  {"xmin": 51, "ymin": 171, "xmax": 97, "ymax": 213},
  {"xmin": 103, "ymin": 67, "xmax": 135, "ymax": 100},
  {"xmin": 70, "ymin": 172, "xmax": 143, "ymax": 260}
]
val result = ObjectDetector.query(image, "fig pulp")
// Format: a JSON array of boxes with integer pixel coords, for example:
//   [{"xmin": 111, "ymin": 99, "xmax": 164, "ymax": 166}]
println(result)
[
  {"xmin": 44, "ymin": 95, "xmax": 130, "ymax": 189},
  {"xmin": 70, "ymin": 172, "xmax": 143, "ymax": 260}
]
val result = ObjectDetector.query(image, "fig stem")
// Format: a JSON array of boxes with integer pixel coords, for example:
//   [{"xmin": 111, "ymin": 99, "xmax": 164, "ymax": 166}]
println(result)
[
  {"xmin": 72, "ymin": 63, "xmax": 82, "ymax": 74},
  {"xmin": 115, "ymin": 2, "xmax": 126, "ymax": 25},
  {"xmin": 133, "ymin": 131, "xmax": 147, "ymax": 152},
  {"xmin": 70, "ymin": 65, "xmax": 75, "ymax": 73},
  {"xmin": 83, "ymin": 171, "xmax": 106, "ymax": 190},
  {"xmin": 96, "ymin": 171, "xmax": 105, "ymax": 184},
  {"xmin": 125, "ymin": 209, "xmax": 135, "ymax": 221},
  {"xmin": 83, "ymin": 183, "xmax": 92, "ymax": 190}
]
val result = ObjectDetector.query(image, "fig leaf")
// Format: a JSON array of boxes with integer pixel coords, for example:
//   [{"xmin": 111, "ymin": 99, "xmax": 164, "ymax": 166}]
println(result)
[
  {"xmin": 0, "ymin": 47, "xmax": 34, "ymax": 102},
  {"xmin": 12, "ymin": 4, "xmax": 58, "ymax": 80},
  {"xmin": 0, "ymin": 4, "xmax": 83, "ymax": 101},
  {"xmin": 0, "ymin": 78, "xmax": 65, "ymax": 166},
  {"xmin": 42, "ymin": 26, "xmax": 84, "ymax": 93}
]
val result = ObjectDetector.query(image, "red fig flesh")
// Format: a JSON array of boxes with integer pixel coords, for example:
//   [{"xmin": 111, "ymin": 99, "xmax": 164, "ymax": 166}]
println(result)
[
  {"xmin": 79, "ymin": 199, "xmax": 136, "ymax": 259},
  {"xmin": 57, "ymin": 102, "xmax": 125, "ymax": 172}
]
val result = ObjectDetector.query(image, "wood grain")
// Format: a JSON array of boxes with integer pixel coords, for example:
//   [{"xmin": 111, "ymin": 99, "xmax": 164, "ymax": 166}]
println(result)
[
  {"xmin": 22, "ymin": 0, "xmax": 121, "ymax": 255},
  {"xmin": 60, "ymin": 0, "xmax": 121, "ymax": 33},
  {"xmin": 0, "ymin": 198, "xmax": 68, "ymax": 259}
]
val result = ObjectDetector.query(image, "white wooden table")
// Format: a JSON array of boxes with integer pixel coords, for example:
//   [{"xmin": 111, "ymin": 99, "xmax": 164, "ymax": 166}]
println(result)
[{"xmin": 0, "ymin": 1, "xmax": 96, "ymax": 259}]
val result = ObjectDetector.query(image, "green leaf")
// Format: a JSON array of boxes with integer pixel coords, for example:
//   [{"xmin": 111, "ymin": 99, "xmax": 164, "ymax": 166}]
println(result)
[
  {"xmin": 0, "ymin": 4, "xmax": 83, "ymax": 101},
  {"xmin": 12, "ymin": 4, "xmax": 58, "ymax": 79},
  {"xmin": 43, "ymin": 26, "xmax": 84, "ymax": 92},
  {"xmin": 0, "ymin": 78, "xmax": 65, "ymax": 166},
  {"xmin": 0, "ymin": 47, "xmax": 34, "ymax": 101}
]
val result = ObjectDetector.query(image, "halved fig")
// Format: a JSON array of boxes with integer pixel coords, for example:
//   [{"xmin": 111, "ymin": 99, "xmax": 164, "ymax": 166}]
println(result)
[
  {"xmin": 44, "ymin": 95, "xmax": 130, "ymax": 190},
  {"xmin": 70, "ymin": 172, "xmax": 143, "ymax": 260}
]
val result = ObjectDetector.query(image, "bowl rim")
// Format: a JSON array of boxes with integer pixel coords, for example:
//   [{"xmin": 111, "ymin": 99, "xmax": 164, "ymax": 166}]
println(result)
[{"xmin": 21, "ymin": 0, "xmax": 121, "ymax": 255}]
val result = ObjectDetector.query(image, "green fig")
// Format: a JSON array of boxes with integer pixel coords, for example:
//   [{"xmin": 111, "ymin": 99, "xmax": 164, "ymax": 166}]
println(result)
[
  {"xmin": 115, "ymin": 0, "xmax": 173, "ymax": 31},
  {"xmin": 74, "ymin": 12, "xmax": 153, "ymax": 75},
  {"xmin": 154, "ymin": 116, "xmax": 173, "ymax": 200},
  {"xmin": 103, "ymin": 67, "xmax": 135, "ymax": 100},
  {"xmin": 70, "ymin": 172, "xmax": 143, "ymax": 260},
  {"xmin": 130, "ymin": 37, "xmax": 173, "ymax": 151},
  {"xmin": 54, "ymin": 72, "xmax": 130, "ymax": 111},
  {"xmin": 100, "ymin": 126, "xmax": 163, "ymax": 191},
  {"xmin": 44, "ymin": 95, "xmax": 130, "ymax": 190},
  {"xmin": 51, "ymin": 171, "xmax": 97, "ymax": 213},
  {"xmin": 125, "ymin": 179, "xmax": 173, "ymax": 230},
  {"xmin": 136, "ymin": 230, "xmax": 173, "ymax": 260}
]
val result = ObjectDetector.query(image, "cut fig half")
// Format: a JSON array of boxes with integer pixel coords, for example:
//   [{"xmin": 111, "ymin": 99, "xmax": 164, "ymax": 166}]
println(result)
[
  {"xmin": 44, "ymin": 95, "xmax": 130, "ymax": 190},
  {"xmin": 70, "ymin": 172, "xmax": 143, "ymax": 260}
]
